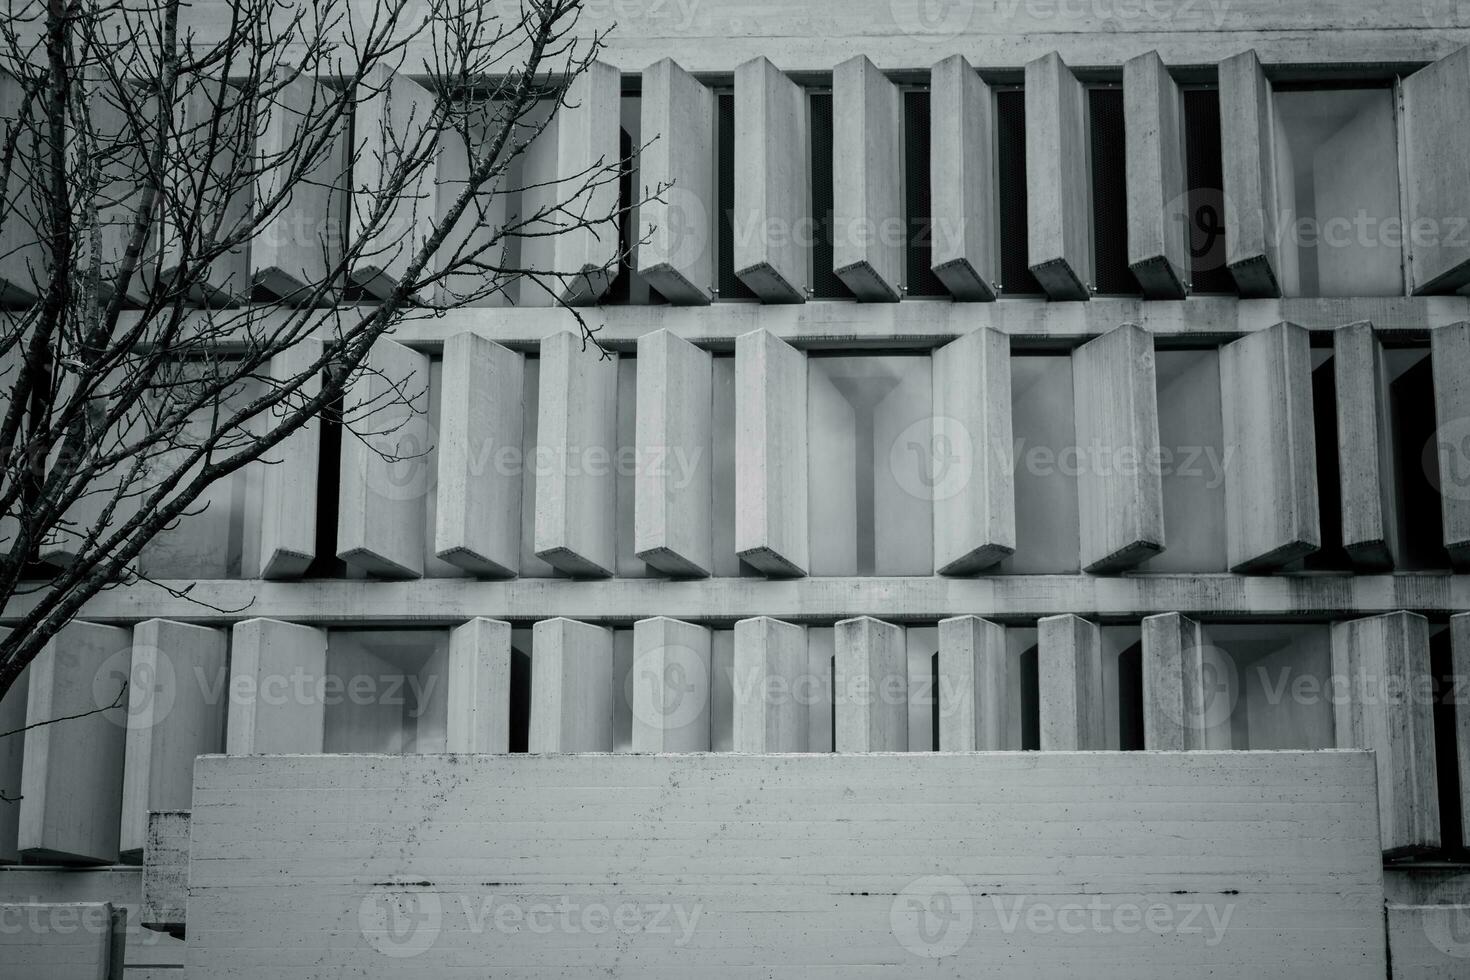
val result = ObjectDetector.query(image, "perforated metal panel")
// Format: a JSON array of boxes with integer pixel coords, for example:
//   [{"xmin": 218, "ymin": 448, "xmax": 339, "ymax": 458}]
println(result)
[
  {"xmin": 903, "ymin": 90, "xmax": 945, "ymax": 297},
  {"xmin": 996, "ymin": 90, "xmax": 1042, "ymax": 296},
  {"xmin": 716, "ymin": 91, "xmax": 755, "ymax": 300},
  {"xmin": 1183, "ymin": 88, "xmax": 1236, "ymax": 294},
  {"xmin": 1089, "ymin": 87, "xmax": 1137, "ymax": 295}
]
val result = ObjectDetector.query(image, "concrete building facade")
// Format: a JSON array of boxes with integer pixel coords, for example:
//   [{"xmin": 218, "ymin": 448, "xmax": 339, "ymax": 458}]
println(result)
[{"xmin": 4, "ymin": 1, "xmax": 1470, "ymax": 976}]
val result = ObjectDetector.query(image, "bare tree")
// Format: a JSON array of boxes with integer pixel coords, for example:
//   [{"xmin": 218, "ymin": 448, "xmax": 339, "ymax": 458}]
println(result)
[{"xmin": 0, "ymin": 0, "xmax": 653, "ymax": 705}]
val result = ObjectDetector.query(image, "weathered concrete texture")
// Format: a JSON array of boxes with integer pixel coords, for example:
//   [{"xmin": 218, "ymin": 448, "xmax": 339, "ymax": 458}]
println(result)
[
  {"xmin": 225, "ymin": 619, "xmax": 327, "ymax": 755},
  {"xmin": 637, "ymin": 59, "xmax": 715, "ymax": 304},
  {"xmin": 445, "ymin": 618, "xmax": 511, "ymax": 753},
  {"xmin": 1218, "ymin": 49, "xmax": 1282, "ymax": 298},
  {"xmin": 528, "ymin": 618, "xmax": 613, "ymax": 752},
  {"xmin": 434, "ymin": 333, "xmax": 524, "ymax": 577},
  {"xmin": 1455, "ymin": 614, "xmax": 1470, "ymax": 837},
  {"xmin": 517, "ymin": 62, "xmax": 622, "ymax": 307},
  {"xmin": 1124, "ymin": 51, "xmax": 1189, "ymax": 299},
  {"xmin": 936, "ymin": 615, "xmax": 1008, "ymax": 750},
  {"xmin": 834, "ymin": 616, "xmax": 907, "ymax": 752},
  {"xmin": 932, "ymin": 327, "xmax": 1014, "ymax": 573},
  {"xmin": 1141, "ymin": 612, "xmax": 1230, "ymax": 751},
  {"xmin": 184, "ymin": 752, "xmax": 1386, "ymax": 979},
  {"xmin": 928, "ymin": 55, "xmax": 997, "ymax": 301},
  {"xmin": 119, "ymin": 621, "xmax": 227, "ymax": 859},
  {"xmin": 1430, "ymin": 321, "xmax": 1470, "ymax": 566},
  {"xmin": 832, "ymin": 55, "xmax": 903, "ymax": 302},
  {"xmin": 0, "ymin": 902, "xmax": 126, "ymax": 979},
  {"xmin": 19, "ymin": 622, "xmax": 131, "ymax": 864},
  {"xmin": 733, "ymin": 57, "xmax": 809, "ymax": 303},
  {"xmin": 1219, "ymin": 322, "xmax": 1320, "ymax": 571},
  {"xmin": 1025, "ymin": 51, "xmax": 1093, "ymax": 301},
  {"xmin": 252, "ymin": 76, "xmax": 347, "ymax": 300},
  {"xmin": 257, "ymin": 339, "xmax": 324, "ymax": 579},
  {"xmin": 347, "ymin": 65, "xmax": 438, "ymax": 300},
  {"xmin": 631, "ymin": 617, "xmax": 712, "ymax": 752},
  {"xmin": 1401, "ymin": 47, "xmax": 1470, "ymax": 294},
  {"xmin": 1037, "ymin": 613, "xmax": 1106, "ymax": 750},
  {"xmin": 0, "ymin": 627, "xmax": 23, "ymax": 863},
  {"xmin": 731, "ymin": 617, "xmax": 808, "ymax": 752},
  {"xmin": 336, "ymin": 337, "xmax": 431, "ymax": 578},
  {"xmin": 1333, "ymin": 322, "xmax": 1398, "ymax": 568},
  {"xmin": 533, "ymin": 331, "xmax": 619, "ymax": 577},
  {"xmin": 1386, "ymin": 904, "xmax": 1470, "ymax": 980},
  {"xmin": 1072, "ymin": 323, "xmax": 1165, "ymax": 572},
  {"xmin": 140, "ymin": 811, "xmax": 188, "ymax": 937},
  {"xmin": 635, "ymin": 330, "xmax": 714, "ymax": 576},
  {"xmin": 735, "ymin": 328, "xmax": 808, "ymax": 575},
  {"xmin": 1331, "ymin": 612, "xmax": 1439, "ymax": 855}
]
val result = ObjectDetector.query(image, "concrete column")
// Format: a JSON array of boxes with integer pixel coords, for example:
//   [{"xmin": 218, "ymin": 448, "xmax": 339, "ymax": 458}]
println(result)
[
  {"xmin": 732, "ymin": 617, "xmax": 808, "ymax": 752},
  {"xmin": 0, "ymin": 71, "xmax": 44, "ymax": 303},
  {"xmin": 1073, "ymin": 323, "xmax": 1166, "ymax": 572},
  {"xmin": 631, "ymin": 618, "xmax": 712, "ymax": 752},
  {"xmin": 533, "ymin": 330, "xmax": 619, "ymax": 577},
  {"xmin": 435, "ymin": 333, "xmax": 524, "ymax": 577},
  {"xmin": 348, "ymin": 64, "xmax": 438, "ymax": 300},
  {"xmin": 337, "ymin": 337, "xmax": 431, "ymax": 578},
  {"xmin": 0, "ymin": 628, "xmax": 23, "ymax": 863},
  {"xmin": 1220, "ymin": 322, "xmax": 1320, "ymax": 571},
  {"xmin": 1025, "ymin": 51, "xmax": 1093, "ymax": 301},
  {"xmin": 252, "ymin": 76, "xmax": 347, "ymax": 300},
  {"xmin": 120, "ymin": 620, "xmax": 228, "ymax": 859},
  {"xmin": 1218, "ymin": 49, "xmax": 1282, "ymax": 298},
  {"xmin": 445, "ymin": 618, "xmax": 511, "ymax": 753},
  {"xmin": 929, "ymin": 55, "xmax": 998, "ymax": 301},
  {"xmin": 19, "ymin": 622, "xmax": 131, "ymax": 864},
  {"xmin": 734, "ymin": 329, "xmax": 808, "ymax": 576},
  {"xmin": 1037, "ymin": 614, "xmax": 1106, "ymax": 750},
  {"xmin": 1398, "ymin": 47, "xmax": 1470, "ymax": 293},
  {"xmin": 1332, "ymin": 612, "xmax": 1440, "ymax": 855},
  {"xmin": 637, "ymin": 59, "xmax": 714, "ymax": 304},
  {"xmin": 1124, "ymin": 51, "xmax": 1189, "ymax": 299},
  {"xmin": 1431, "ymin": 321, "xmax": 1470, "ymax": 566},
  {"xmin": 833, "ymin": 55, "xmax": 903, "ymax": 302},
  {"xmin": 1333, "ymin": 322, "xmax": 1398, "ymax": 568},
  {"xmin": 834, "ymin": 616, "xmax": 907, "ymax": 753},
  {"xmin": 528, "ymin": 618, "xmax": 614, "ymax": 752},
  {"xmin": 932, "ymin": 327, "xmax": 1014, "ymax": 573},
  {"xmin": 519, "ymin": 62, "xmax": 621, "ymax": 307},
  {"xmin": 153, "ymin": 80, "xmax": 251, "ymax": 303},
  {"xmin": 226, "ymin": 619, "xmax": 327, "ymax": 754},
  {"xmin": 1453, "ymin": 613, "xmax": 1470, "ymax": 838},
  {"xmin": 635, "ymin": 329, "xmax": 713, "ymax": 576},
  {"xmin": 142, "ymin": 810, "xmax": 189, "ymax": 935},
  {"xmin": 937, "ymin": 616, "xmax": 1008, "ymax": 751},
  {"xmin": 734, "ymin": 56, "xmax": 809, "ymax": 303},
  {"xmin": 1141, "ymin": 612, "xmax": 1232, "ymax": 750},
  {"xmin": 258, "ymin": 339, "xmax": 323, "ymax": 579},
  {"xmin": 432, "ymin": 106, "xmax": 512, "ymax": 307}
]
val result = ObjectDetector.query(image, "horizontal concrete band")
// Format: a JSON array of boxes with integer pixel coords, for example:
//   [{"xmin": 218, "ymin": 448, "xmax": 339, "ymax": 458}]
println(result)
[
  {"xmin": 119, "ymin": 298, "xmax": 1469, "ymax": 354},
  {"xmin": 184, "ymin": 751, "xmax": 1386, "ymax": 978},
  {"xmin": 4, "ymin": 573, "xmax": 1467, "ymax": 627}
]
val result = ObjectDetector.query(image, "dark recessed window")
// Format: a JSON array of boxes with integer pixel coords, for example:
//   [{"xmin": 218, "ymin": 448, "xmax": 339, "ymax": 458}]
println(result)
[
  {"xmin": 1183, "ymin": 88, "xmax": 1236, "ymax": 294},
  {"xmin": 903, "ymin": 89, "xmax": 945, "ymax": 297},
  {"xmin": 1089, "ymin": 87, "xmax": 1137, "ymax": 295},
  {"xmin": 715, "ymin": 91, "xmax": 755, "ymax": 301},
  {"xmin": 996, "ymin": 89, "xmax": 1042, "ymax": 296},
  {"xmin": 809, "ymin": 91, "xmax": 850, "ymax": 299}
]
